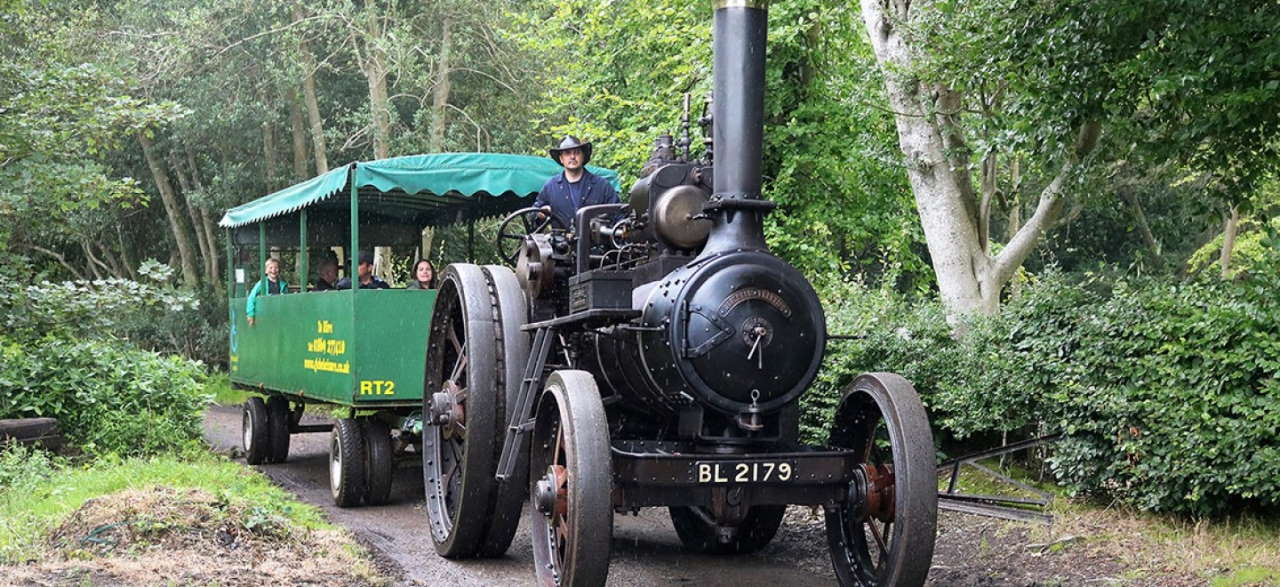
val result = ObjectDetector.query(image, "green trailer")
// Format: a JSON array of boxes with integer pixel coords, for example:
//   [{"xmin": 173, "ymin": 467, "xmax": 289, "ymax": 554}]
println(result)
[{"xmin": 219, "ymin": 153, "xmax": 618, "ymax": 507}]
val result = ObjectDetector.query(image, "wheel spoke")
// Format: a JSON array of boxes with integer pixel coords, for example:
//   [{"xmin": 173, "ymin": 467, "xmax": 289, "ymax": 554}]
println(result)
[
  {"xmin": 449, "ymin": 352, "xmax": 468, "ymax": 383},
  {"xmin": 868, "ymin": 519, "xmax": 887, "ymax": 560}
]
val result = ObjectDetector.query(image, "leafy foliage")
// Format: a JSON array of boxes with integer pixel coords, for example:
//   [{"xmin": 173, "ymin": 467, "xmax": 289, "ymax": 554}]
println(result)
[
  {"xmin": 810, "ymin": 271, "xmax": 1280, "ymax": 515},
  {"xmin": 0, "ymin": 336, "xmax": 209, "ymax": 458}
]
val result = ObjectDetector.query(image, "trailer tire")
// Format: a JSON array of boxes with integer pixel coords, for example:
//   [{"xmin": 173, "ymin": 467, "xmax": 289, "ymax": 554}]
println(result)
[
  {"xmin": 364, "ymin": 418, "xmax": 394, "ymax": 506},
  {"xmin": 266, "ymin": 395, "xmax": 291, "ymax": 464},
  {"xmin": 331, "ymin": 418, "xmax": 367, "ymax": 508},
  {"xmin": 242, "ymin": 397, "xmax": 270, "ymax": 465}
]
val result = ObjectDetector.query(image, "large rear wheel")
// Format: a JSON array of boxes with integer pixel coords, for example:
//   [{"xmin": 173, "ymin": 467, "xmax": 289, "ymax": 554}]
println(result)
[
  {"xmin": 476, "ymin": 265, "xmax": 531, "ymax": 557},
  {"xmin": 529, "ymin": 371, "xmax": 612, "ymax": 587},
  {"xmin": 825, "ymin": 372, "xmax": 937, "ymax": 587},
  {"xmin": 422, "ymin": 264, "xmax": 502, "ymax": 558}
]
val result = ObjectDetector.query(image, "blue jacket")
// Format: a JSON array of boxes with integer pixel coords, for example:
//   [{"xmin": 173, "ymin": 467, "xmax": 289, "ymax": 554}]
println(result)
[{"xmin": 534, "ymin": 170, "xmax": 619, "ymax": 228}]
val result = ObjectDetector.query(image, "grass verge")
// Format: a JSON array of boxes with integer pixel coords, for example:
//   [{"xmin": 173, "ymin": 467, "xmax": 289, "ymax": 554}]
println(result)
[
  {"xmin": 946, "ymin": 458, "xmax": 1280, "ymax": 584},
  {"xmin": 0, "ymin": 451, "xmax": 329, "ymax": 565},
  {"xmin": 207, "ymin": 373, "xmax": 249, "ymax": 406}
]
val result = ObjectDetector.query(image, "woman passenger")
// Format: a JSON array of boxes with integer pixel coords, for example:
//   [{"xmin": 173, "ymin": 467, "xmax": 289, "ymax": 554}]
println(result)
[
  {"xmin": 246, "ymin": 257, "xmax": 288, "ymax": 325},
  {"xmin": 407, "ymin": 259, "xmax": 434, "ymax": 289}
]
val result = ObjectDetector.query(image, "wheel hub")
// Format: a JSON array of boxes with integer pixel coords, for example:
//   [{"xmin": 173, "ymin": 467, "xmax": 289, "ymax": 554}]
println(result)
[
  {"xmin": 534, "ymin": 465, "xmax": 568, "ymax": 517},
  {"xmin": 429, "ymin": 381, "xmax": 467, "ymax": 439},
  {"xmin": 855, "ymin": 463, "xmax": 895, "ymax": 523}
]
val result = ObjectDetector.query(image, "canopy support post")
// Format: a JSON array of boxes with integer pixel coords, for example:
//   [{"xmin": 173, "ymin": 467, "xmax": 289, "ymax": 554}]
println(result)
[
  {"xmin": 225, "ymin": 228, "xmax": 233, "ymax": 297},
  {"xmin": 466, "ymin": 212, "xmax": 475, "ymax": 262},
  {"xmin": 258, "ymin": 223, "xmax": 266, "ymax": 290},
  {"xmin": 299, "ymin": 208, "xmax": 309, "ymax": 291},
  {"xmin": 349, "ymin": 168, "xmax": 359, "ymax": 294}
]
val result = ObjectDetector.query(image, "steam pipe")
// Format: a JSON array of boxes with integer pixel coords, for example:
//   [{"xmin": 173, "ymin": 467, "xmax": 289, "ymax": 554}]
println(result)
[{"xmin": 703, "ymin": 0, "xmax": 770, "ymax": 255}]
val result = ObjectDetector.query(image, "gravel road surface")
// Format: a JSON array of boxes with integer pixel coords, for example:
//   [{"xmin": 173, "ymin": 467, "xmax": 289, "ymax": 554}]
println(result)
[{"xmin": 204, "ymin": 405, "xmax": 841, "ymax": 586}]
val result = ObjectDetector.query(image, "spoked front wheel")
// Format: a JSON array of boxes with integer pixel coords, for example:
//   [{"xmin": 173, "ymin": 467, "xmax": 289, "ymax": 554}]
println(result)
[
  {"xmin": 825, "ymin": 372, "xmax": 937, "ymax": 587},
  {"xmin": 529, "ymin": 371, "xmax": 612, "ymax": 587}
]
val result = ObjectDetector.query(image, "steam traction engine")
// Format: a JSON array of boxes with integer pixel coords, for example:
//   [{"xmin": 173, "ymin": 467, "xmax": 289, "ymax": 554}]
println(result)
[{"xmin": 420, "ymin": 2, "xmax": 938, "ymax": 585}]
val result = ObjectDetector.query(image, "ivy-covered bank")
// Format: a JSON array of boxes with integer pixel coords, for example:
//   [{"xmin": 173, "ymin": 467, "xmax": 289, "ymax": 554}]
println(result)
[{"xmin": 805, "ymin": 271, "xmax": 1280, "ymax": 516}]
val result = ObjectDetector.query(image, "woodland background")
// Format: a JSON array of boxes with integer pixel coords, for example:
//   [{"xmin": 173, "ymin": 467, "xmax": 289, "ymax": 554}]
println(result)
[{"xmin": 1, "ymin": 0, "xmax": 1278, "ymax": 516}]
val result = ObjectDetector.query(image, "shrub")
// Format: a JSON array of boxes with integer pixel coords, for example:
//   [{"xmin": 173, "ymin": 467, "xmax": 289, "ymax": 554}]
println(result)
[
  {"xmin": 0, "ymin": 262, "xmax": 228, "ymax": 366},
  {"xmin": 810, "ymin": 271, "xmax": 1280, "ymax": 515},
  {"xmin": 0, "ymin": 336, "xmax": 209, "ymax": 459}
]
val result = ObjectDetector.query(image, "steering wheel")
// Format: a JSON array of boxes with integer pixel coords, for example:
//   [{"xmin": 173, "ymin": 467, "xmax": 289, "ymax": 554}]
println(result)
[{"xmin": 496, "ymin": 206, "xmax": 566, "ymax": 264}]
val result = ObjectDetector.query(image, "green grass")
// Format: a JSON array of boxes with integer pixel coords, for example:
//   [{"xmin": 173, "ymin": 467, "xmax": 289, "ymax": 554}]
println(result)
[
  {"xmin": 0, "ymin": 452, "xmax": 331, "ymax": 564},
  {"xmin": 1211, "ymin": 566, "xmax": 1280, "ymax": 587},
  {"xmin": 207, "ymin": 373, "xmax": 249, "ymax": 406}
]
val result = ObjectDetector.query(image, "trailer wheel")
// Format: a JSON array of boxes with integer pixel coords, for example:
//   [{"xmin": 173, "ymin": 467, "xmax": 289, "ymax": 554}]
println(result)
[
  {"xmin": 242, "ymin": 397, "xmax": 269, "ymax": 465},
  {"xmin": 669, "ymin": 505, "xmax": 785, "ymax": 554},
  {"xmin": 266, "ymin": 395, "xmax": 291, "ymax": 464},
  {"xmin": 422, "ymin": 264, "xmax": 502, "ymax": 557},
  {"xmin": 363, "ymin": 418, "xmax": 394, "ymax": 506},
  {"xmin": 331, "ymin": 418, "xmax": 367, "ymax": 508},
  {"xmin": 825, "ymin": 373, "xmax": 937, "ymax": 587},
  {"xmin": 529, "ymin": 371, "xmax": 612, "ymax": 587}
]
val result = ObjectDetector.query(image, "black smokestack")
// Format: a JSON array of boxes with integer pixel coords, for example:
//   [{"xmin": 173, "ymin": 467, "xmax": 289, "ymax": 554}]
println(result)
[{"xmin": 703, "ymin": 0, "xmax": 769, "ymax": 255}]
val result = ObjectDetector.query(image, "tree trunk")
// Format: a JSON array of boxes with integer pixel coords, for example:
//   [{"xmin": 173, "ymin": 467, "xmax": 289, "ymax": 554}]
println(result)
[
  {"xmin": 290, "ymin": 90, "xmax": 309, "ymax": 180},
  {"xmin": 1121, "ymin": 189, "xmax": 1161, "ymax": 262},
  {"xmin": 295, "ymin": 5, "xmax": 328, "ymax": 173},
  {"xmin": 978, "ymin": 150, "xmax": 996, "ymax": 254},
  {"xmin": 1220, "ymin": 206, "xmax": 1240, "ymax": 279},
  {"xmin": 429, "ymin": 17, "xmax": 453, "ymax": 152},
  {"xmin": 360, "ymin": 14, "xmax": 392, "ymax": 160},
  {"xmin": 185, "ymin": 148, "xmax": 224, "ymax": 295},
  {"xmin": 139, "ymin": 133, "xmax": 200, "ymax": 287},
  {"xmin": 116, "ymin": 225, "xmax": 138, "ymax": 280},
  {"xmin": 81, "ymin": 241, "xmax": 106, "ymax": 279},
  {"xmin": 169, "ymin": 150, "xmax": 213, "ymax": 279},
  {"xmin": 262, "ymin": 118, "xmax": 279, "ymax": 190},
  {"xmin": 861, "ymin": 0, "xmax": 1099, "ymax": 317}
]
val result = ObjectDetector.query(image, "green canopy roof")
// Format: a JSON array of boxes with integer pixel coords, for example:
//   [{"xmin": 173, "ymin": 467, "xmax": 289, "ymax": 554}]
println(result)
[{"xmin": 218, "ymin": 152, "xmax": 620, "ymax": 228}]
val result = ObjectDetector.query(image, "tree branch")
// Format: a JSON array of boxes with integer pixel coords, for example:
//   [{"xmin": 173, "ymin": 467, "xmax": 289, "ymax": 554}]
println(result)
[
  {"xmin": 27, "ymin": 245, "xmax": 86, "ymax": 280},
  {"xmin": 990, "ymin": 120, "xmax": 1101, "ymax": 287}
]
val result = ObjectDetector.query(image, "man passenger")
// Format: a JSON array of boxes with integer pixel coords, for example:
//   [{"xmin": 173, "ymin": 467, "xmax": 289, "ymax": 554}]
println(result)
[
  {"xmin": 314, "ymin": 258, "xmax": 339, "ymax": 291},
  {"xmin": 336, "ymin": 251, "xmax": 389, "ymax": 290}
]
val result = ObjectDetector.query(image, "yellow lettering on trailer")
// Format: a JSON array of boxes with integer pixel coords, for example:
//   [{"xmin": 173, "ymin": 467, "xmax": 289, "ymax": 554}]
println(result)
[
  {"xmin": 358, "ymin": 380, "xmax": 396, "ymax": 395},
  {"xmin": 317, "ymin": 320, "xmax": 333, "ymax": 334}
]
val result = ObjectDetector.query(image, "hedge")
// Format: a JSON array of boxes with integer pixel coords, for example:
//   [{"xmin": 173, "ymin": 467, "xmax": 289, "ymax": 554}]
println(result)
[{"xmin": 806, "ymin": 272, "xmax": 1280, "ymax": 515}]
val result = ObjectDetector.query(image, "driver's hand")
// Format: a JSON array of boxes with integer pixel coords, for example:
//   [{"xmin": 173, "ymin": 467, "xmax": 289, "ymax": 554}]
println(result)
[{"xmin": 537, "ymin": 205, "xmax": 551, "ymax": 219}]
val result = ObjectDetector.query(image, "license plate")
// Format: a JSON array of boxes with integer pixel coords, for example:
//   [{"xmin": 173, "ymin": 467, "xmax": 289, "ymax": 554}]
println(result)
[{"xmin": 694, "ymin": 460, "xmax": 795, "ymax": 484}]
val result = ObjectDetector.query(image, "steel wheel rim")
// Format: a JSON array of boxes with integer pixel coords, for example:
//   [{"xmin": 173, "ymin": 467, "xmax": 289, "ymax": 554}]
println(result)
[
  {"xmin": 242, "ymin": 409, "xmax": 253, "ymax": 453},
  {"xmin": 835, "ymin": 405, "xmax": 893, "ymax": 585},
  {"xmin": 422, "ymin": 273, "xmax": 492, "ymax": 548},
  {"xmin": 330, "ymin": 432, "xmax": 342, "ymax": 494},
  {"xmin": 825, "ymin": 374, "xmax": 937, "ymax": 587}
]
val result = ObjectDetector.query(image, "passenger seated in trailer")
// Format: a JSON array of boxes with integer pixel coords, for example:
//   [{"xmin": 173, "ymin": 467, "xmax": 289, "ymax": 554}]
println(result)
[
  {"xmin": 336, "ymin": 251, "xmax": 390, "ymax": 290},
  {"xmin": 313, "ymin": 257, "xmax": 339, "ymax": 291},
  {"xmin": 406, "ymin": 259, "xmax": 434, "ymax": 290},
  {"xmin": 246, "ymin": 257, "xmax": 289, "ymax": 326}
]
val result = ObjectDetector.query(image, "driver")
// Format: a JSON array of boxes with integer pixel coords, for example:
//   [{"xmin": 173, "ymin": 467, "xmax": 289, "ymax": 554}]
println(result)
[{"xmin": 535, "ymin": 136, "xmax": 619, "ymax": 228}]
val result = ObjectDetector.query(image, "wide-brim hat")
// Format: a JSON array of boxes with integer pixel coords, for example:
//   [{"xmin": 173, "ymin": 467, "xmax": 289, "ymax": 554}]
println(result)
[{"xmin": 548, "ymin": 135, "xmax": 592, "ymax": 166}]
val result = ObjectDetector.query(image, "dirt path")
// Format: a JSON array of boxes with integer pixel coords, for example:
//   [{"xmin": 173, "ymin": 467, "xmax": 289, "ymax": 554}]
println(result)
[{"xmin": 204, "ymin": 405, "xmax": 1138, "ymax": 586}]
